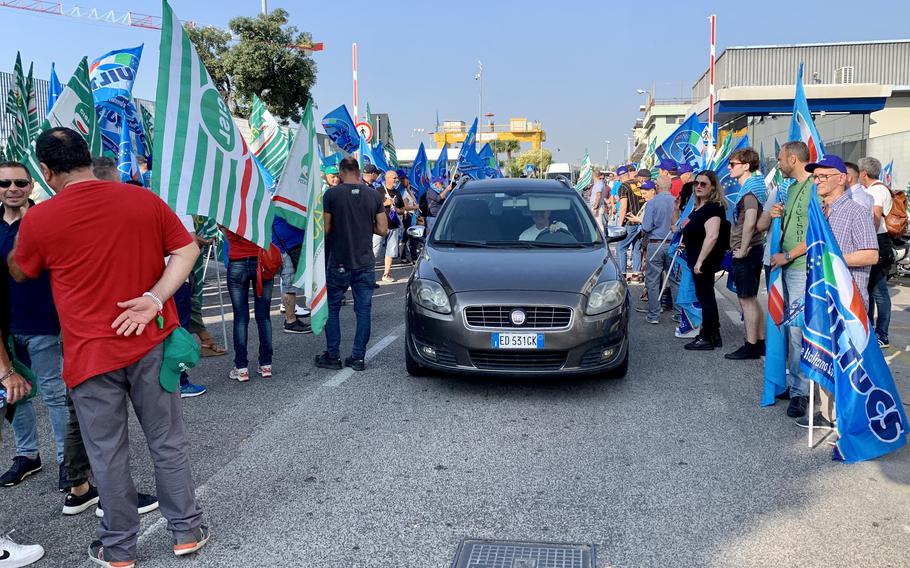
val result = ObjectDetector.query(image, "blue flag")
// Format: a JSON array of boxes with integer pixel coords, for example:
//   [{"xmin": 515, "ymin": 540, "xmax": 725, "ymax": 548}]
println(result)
[
  {"xmin": 478, "ymin": 143, "xmax": 502, "ymax": 178},
  {"xmin": 47, "ymin": 62, "xmax": 63, "ymax": 114},
  {"xmin": 669, "ymin": 195, "xmax": 702, "ymax": 328},
  {"xmin": 358, "ymin": 134, "xmax": 377, "ymax": 169},
  {"xmin": 322, "ymin": 105, "xmax": 359, "ymax": 154},
  {"xmin": 432, "ymin": 144, "xmax": 449, "ymax": 179},
  {"xmin": 761, "ymin": 189, "xmax": 788, "ymax": 406},
  {"xmin": 800, "ymin": 191, "xmax": 907, "ymax": 462},
  {"xmin": 371, "ymin": 141, "xmax": 391, "ymax": 173},
  {"xmin": 117, "ymin": 123, "xmax": 139, "ymax": 182},
  {"xmin": 790, "ymin": 63, "xmax": 826, "ymax": 163},
  {"xmin": 409, "ymin": 143, "xmax": 430, "ymax": 198},
  {"xmin": 91, "ymin": 45, "xmax": 144, "ymax": 156},
  {"xmin": 654, "ymin": 114, "xmax": 712, "ymax": 171},
  {"xmin": 457, "ymin": 118, "xmax": 484, "ymax": 178}
]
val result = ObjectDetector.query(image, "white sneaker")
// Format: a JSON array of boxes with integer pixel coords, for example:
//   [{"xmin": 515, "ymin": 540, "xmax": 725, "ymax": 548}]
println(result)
[
  {"xmin": 279, "ymin": 305, "xmax": 311, "ymax": 317},
  {"xmin": 257, "ymin": 365, "xmax": 272, "ymax": 378},
  {"xmin": 229, "ymin": 367, "xmax": 249, "ymax": 382},
  {"xmin": 675, "ymin": 326, "xmax": 700, "ymax": 339},
  {"xmin": 0, "ymin": 531, "xmax": 45, "ymax": 567}
]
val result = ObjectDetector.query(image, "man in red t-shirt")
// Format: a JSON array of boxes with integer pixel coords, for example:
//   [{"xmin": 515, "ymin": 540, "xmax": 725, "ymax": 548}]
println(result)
[{"xmin": 8, "ymin": 128, "xmax": 209, "ymax": 565}]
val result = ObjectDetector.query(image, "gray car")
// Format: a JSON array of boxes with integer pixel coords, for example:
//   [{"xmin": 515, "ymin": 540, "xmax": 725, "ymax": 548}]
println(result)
[{"xmin": 405, "ymin": 178, "xmax": 630, "ymax": 378}]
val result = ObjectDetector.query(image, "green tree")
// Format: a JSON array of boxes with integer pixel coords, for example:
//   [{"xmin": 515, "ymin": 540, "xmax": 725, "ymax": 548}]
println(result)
[
  {"xmin": 185, "ymin": 9, "xmax": 317, "ymax": 123},
  {"xmin": 510, "ymin": 148, "xmax": 552, "ymax": 178},
  {"xmin": 490, "ymin": 139, "xmax": 520, "ymax": 169}
]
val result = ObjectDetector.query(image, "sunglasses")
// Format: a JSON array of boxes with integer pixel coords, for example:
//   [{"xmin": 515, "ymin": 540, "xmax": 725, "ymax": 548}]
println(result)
[
  {"xmin": 694, "ymin": 181, "xmax": 712, "ymax": 187},
  {"xmin": 0, "ymin": 179, "xmax": 30, "ymax": 189}
]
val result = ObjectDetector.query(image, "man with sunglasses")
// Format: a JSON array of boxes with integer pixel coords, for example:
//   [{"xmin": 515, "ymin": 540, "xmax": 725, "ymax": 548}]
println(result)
[
  {"xmin": 0, "ymin": 162, "xmax": 69, "ymax": 491},
  {"xmin": 800, "ymin": 155, "xmax": 877, "ymax": 432}
]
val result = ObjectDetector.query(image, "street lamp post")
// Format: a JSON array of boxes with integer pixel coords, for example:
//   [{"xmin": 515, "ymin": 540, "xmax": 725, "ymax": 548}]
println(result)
[
  {"xmin": 604, "ymin": 140, "xmax": 611, "ymax": 169},
  {"xmin": 474, "ymin": 61, "xmax": 483, "ymax": 123}
]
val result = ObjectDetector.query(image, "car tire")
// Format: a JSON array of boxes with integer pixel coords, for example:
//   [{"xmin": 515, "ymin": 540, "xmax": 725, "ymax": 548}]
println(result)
[
  {"xmin": 604, "ymin": 348, "xmax": 629, "ymax": 379},
  {"xmin": 405, "ymin": 343, "xmax": 425, "ymax": 376}
]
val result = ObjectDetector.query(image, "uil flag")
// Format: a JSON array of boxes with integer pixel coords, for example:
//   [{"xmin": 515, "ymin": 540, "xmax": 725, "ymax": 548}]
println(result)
[
  {"xmin": 117, "ymin": 119, "xmax": 139, "ymax": 182},
  {"xmin": 881, "ymin": 160, "xmax": 894, "ymax": 188},
  {"xmin": 801, "ymin": 192, "xmax": 907, "ymax": 462},
  {"xmin": 432, "ymin": 144, "xmax": 449, "ymax": 180},
  {"xmin": 153, "ymin": 0, "xmax": 274, "ymax": 248},
  {"xmin": 409, "ymin": 143, "xmax": 430, "ymax": 198},
  {"xmin": 761, "ymin": 187, "xmax": 788, "ymax": 406},
  {"xmin": 275, "ymin": 100, "xmax": 327, "ymax": 333},
  {"xmin": 789, "ymin": 64, "xmax": 826, "ymax": 163},
  {"xmin": 321, "ymin": 104, "xmax": 359, "ymax": 154},
  {"xmin": 574, "ymin": 150, "xmax": 593, "ymax": 191},
  {"xmin": 249, "ymin": 94, "xmax": 291, "ymax": 179},
  {"xmin": 22, "ymin": 57, "xmax": 103, "ymax": 198}
]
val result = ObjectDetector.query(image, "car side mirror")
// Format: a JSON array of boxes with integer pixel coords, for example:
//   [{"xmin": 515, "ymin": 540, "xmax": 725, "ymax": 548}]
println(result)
[
  {"xmin": 407, "ymin": 226, "xmax": 426, "ymax": 239},
  {"xmin": 605, "ymin": 226, "xmax": 627, "ymax": 243}
]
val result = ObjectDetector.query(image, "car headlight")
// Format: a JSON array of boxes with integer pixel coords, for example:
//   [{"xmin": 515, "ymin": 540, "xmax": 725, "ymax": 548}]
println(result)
[
  {"xmin": 586, "ymin": 281, "xmax": 625, "ymax": 315},
  {"xmin": 410, "ymin": 279, "xmax": 452, "ymax": 314}
]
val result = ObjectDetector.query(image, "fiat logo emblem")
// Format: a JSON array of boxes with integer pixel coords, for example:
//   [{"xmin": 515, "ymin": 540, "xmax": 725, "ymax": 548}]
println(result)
[{"xmin": 510, "ymin": 309, "xmax": 526, "ymax": 326}]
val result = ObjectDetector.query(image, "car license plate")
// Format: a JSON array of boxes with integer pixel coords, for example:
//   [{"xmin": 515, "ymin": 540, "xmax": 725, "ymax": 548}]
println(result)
[{"xmin": 492, "ymin": 333, "xmax": 544, "ymax": 349}]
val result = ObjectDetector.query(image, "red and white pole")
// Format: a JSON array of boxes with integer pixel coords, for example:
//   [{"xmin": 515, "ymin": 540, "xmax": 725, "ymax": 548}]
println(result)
[
  {"xmin": 707, "ymin": 14, "xmax": 716, "ymax": 162},
  {"xmin": 352, "ymin": 42, "xmax": 359, "ymax": 123}
]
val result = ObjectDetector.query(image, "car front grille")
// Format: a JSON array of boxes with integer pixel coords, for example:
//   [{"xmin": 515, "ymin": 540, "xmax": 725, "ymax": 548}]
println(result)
[
  {"xmin": 469, "ymin": 350, "xmax": 568, "ymax": 371},
  {"xmin": 464, "ymin": 306, "xmax": 572, "ymax": 329}
]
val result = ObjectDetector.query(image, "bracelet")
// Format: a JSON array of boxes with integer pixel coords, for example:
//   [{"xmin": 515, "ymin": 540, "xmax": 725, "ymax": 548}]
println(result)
[
  {"xmin": 142, "ymin": 291, "xmax": 164, "ymax": 311},
  {"xmin": 0, "ymin": 368, "xmax": 13, "ymax": 383}
]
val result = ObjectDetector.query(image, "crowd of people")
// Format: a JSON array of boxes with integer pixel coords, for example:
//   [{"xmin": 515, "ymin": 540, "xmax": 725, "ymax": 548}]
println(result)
[{"xmin": 584, "ymin": 142, "xmax": 899, "ymax": 433}]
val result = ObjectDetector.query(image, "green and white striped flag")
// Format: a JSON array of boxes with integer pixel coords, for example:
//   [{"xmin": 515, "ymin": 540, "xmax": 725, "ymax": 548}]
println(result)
[
  {"xmin": 139, "ymin": 101, "xmax": 154, "ymax": 149},
  {"xmin": 153, "ymin": 0, "xmax": 274, "ymax": 249},
  {"xmin": 274, "ymin": 100, "xmax": 327, "ymax": 333},
  {"xmin": 25, "ymin": 62, "xmax": 39, "ymax": 139},
  {"xmin": 4, "ymin": 52, "xmax": 31, "ymax": 160},
  {"xmin": 385, "ymin": 114, "xmax": 399, "ymax": 168},
  {"xmin": 574, "ymin": 150, "xmax": 593, "ymax": 191},
  {"xmin": 22, "ymin": 57, "xmax": 102, "ymax": 199},
  {"xmin": 249, "ymin": 94, "xmax": 291, "ymax": 179}
]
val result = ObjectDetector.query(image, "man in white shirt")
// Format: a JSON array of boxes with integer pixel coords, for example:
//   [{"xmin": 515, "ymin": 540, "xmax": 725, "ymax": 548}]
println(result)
[
  {"xmin": 858, "ymin": 156, "xmax": 894, "ymax": 347},
  {"xmin": 588, "ymin": 172, "xmax": 606, "ymax": 229},
  {"xmin": 845, "ymin": 161, "xmax": 874, "ymax": 212},
  {"xmin": 518, "ymin": 210, "xmax": 568, "ymax": 241}
]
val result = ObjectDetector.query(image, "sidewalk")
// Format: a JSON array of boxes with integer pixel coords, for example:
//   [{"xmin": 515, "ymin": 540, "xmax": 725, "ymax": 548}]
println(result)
[{"xmin": 714, "ymin": 274, "xmax": 909, "ymax": 401}]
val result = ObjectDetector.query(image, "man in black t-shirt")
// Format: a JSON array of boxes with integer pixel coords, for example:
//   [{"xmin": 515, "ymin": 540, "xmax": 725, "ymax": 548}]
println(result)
[{"xmin": 316, "ymin": 157, "xmax": 388, "ymax": 372}]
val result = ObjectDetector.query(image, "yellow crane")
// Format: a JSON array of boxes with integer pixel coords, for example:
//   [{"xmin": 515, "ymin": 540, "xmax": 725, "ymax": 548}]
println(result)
[{"xmin": 432, "ymin": 118, "xmax": 546, "ymax": 150}]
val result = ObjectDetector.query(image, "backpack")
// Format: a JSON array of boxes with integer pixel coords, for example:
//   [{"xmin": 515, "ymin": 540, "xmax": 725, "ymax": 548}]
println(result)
[
  {"xmin": 256, "ymin": 243, "xmax": 283, "ymax": 297},
  {"xmin": 419, "ymin": 190, "xmax": 431, "ymax": 218},
  {"xmin": 884, "ymin": 184, "xmax": 908, "ymax": 238}
]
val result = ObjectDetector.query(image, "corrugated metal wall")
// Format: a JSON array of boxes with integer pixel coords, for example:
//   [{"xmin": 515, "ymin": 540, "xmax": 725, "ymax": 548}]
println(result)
[
  {"xmin": 0, "ymin": 72, "xmax": 49, "ymax": 144},
  {"xmin": 693, "ymin": 41, "xmax": 910, "ymax": 98}
]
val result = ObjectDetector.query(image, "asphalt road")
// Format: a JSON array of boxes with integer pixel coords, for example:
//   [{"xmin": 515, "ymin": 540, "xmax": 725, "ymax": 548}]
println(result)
[{"xmin": 3, "ymin": 261, "xmax": 909, "ymax": 568}]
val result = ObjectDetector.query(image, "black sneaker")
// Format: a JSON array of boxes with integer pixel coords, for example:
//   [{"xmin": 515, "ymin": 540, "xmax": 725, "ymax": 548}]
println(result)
[
  {"xmin": 283, "ymin": 319, "xmax": 313, "ymax": 334},
  {"xmin": 59, "ymin": 463, "xmax": 71, "ymax": 492},
  {"xmin": 787, "ymin": 395, "xmax": 809, "ymax": 418},
  {"xmin": 96, "ymin": 493, "xmax": 159, "ymax": 518},
  {"xmin": 756, "ymin": 339, "xmax": 766, "ymax": 355},
  {"xmin": 775, "ymin": 387, "xmax": 791, "ymax": 401},
  {"xmin": 173, "ymin": 525, "xmax": 211, "ymax": 556},
  {"xmin": 684, "ymin": 336, "xmax": 715, "ymax": 351},
  {"xmin": 724, "ymin": 342, "xmax": 760, "ymax": 360},
  {"xmin": 795, "ymin": 412, "xmax": 836, "ymax": 430},
  {"xmin": 344, "ymin": 357, "xmax": 366, "ymax": 371},
  {"xmin": 88, "ymin": 540, "xmax": 135, "ymax": 567},
  {"xmin": 0, "ymin": 455, "xmax": 42, "ymax": 487},
  {"xmin": 63, "ymin": 484, "xmax": 100, "ymax": 515},
  {"xmin": 314, "ymin": 352, "xmax": 343, "ymax": 370}
]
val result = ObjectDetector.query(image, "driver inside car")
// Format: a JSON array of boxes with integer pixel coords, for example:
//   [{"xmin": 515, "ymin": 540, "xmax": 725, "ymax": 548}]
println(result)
[{"xmin": 518, "ymin": 209, "xmax": 569, "ymax": 241}]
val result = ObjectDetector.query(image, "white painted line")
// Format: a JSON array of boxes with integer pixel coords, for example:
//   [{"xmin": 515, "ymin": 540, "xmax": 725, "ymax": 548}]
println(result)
[
  {"xmin": 322, "ymin": 324, "xmax": 405, "ymax": 388},
  {"xmin": 373, "ymin": 292, "xmax": 395, "ymax": 298}
]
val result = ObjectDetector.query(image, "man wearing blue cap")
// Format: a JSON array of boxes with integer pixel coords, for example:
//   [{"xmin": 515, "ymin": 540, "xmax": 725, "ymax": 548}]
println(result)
[
  {"xmin": 630, "ymin": 176, "xmax": 676, "ymax": 323},
  {"xmin": 800, "ymin": 154, "xmax": 878, "ymax": 430},
  {"xmin": 659, "ymin": 159, "xmax": 681, "ymax": 198},
  {"xmin": 425, "ymin": 176, "xmax": 451, "ymax": 235}
]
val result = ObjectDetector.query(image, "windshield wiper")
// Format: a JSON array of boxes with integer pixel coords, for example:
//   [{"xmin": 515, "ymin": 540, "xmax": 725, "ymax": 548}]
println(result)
[
  {"xmin": 524, "ymin": 241, "xmax": 590, "ymax": 248},
  {"xmin": 432, "ymin": 240, "xmax": 501, "ymax": 248}
]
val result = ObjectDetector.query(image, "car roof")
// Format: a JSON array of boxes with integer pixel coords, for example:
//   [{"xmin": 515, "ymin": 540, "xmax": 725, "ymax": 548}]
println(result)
[{"xmin": 456, "ymin": 177, "xmax": 575, "ymax": 194}]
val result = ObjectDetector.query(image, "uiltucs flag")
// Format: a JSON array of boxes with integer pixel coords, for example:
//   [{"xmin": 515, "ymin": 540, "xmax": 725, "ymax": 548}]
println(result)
[
  {"xmin": 153, "ymin": 0, "xmax": 274, "ymax": 249},
  {"xmin": 800, "ymin": 191, "xmax": 907, "ymax": 462},
  {"xmin": 409, "ymin": 143, "xmax": 430, "ymax": 198},
  {"xmin": 321, "ymin": 104, "xmax": 359, "ymax": 154},
  {"xmin": 432, "ymin": 144, "xmax": 449, "ymax": 180},
  {"xmin": 790, "ymin": 63, "xmax": 826, "ymax": 163}
]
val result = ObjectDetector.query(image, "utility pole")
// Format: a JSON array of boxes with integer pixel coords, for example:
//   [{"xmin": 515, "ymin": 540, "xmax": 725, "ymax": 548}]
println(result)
[
  {"xmin": 475, "ymin": 61, "xmax": 483, "ymax": 126},
  {"xmin": 261, "ymin": 0, "xmax": 267, "ymax": 15}
]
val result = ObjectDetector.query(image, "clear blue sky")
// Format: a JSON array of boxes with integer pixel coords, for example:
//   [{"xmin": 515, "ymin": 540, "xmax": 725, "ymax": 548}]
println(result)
[{"xmin": 3, "ymin": 0, "xmax": 909, "ymax": 164}]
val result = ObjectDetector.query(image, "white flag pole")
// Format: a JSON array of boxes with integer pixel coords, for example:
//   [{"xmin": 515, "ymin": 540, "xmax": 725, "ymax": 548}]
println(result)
[
  {"xmin": 210, "ymin": 244, "xmax": 229, "ymax": 350},
  {"xmin": 808, "ymin": 383, "xmax": 815, "ymax": 448}
]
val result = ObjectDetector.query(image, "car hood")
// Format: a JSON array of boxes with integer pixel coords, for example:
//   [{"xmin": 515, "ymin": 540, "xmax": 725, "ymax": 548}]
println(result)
[{"xmin": 420, "ymin": 245, "xmax": 618, "ymax": 293}]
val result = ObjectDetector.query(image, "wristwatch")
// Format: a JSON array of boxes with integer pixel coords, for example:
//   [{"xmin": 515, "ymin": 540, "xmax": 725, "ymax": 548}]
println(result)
[{"xmin": 784, "ymin": 251, "xmax": 792, "ymax": 262}]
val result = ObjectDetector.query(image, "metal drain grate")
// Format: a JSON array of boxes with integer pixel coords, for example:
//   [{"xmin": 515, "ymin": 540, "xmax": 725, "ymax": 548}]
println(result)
[{"xmin": 451, "ymin": 539, "xmax": 595, "ymax": 568}]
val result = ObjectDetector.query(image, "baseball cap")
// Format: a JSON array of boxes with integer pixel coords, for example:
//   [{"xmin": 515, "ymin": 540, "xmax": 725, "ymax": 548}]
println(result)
[
  {"xmin": 636, "ymin": 168, "xmax": 652, "ymax": 178},
  {"xmin": 677, "ymin": 163, "xmax": 693, "ymax": 174},
  {"xmin": 395, "ymin": 168, "xmax": 407, "ymax": 179},
  {"xmin": 431, "ymin": 176, "xmax": 447, "ymax": 184},
  {"xmin": 363, "ymin": 164, "xmax": 380, "ymax": 174},
  {"xmin": 640, "ymin": 180, "xmax": 656, "ymax": 190},
  {"xmin": 658, "ymin": 159, "xmax": 677, "ymax": 171},
  {"xmin": 805, "ymin": 155, "xmax": 847, "ymax": 174},
  {"xmin": 159, "ymin": 328, "xmax": 200, "ymax": 393},
  {"xmin": 616, "ymin": 165, "xmax": 629, "ymax": 175}
]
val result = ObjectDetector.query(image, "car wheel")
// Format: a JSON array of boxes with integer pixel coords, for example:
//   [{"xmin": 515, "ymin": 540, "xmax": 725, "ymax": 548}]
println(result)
[
  {"xmin": 604, "ymin": 347, "xmax": 629, "ymax": 379},
  {"xmin": 405, "ymin": 343, "xmax": 425, "ymax": 376}
]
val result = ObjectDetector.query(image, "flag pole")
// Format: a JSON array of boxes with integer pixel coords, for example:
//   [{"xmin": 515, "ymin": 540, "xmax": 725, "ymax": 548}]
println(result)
[
  {"xmin": 352, "ymin": 43, "xmax": 359, "ymax": 124},
  {"xmin": 706, "ymin": 14, "xmax": 717, "ymax": 165},
  {"xmin": 808, "ymin": 383, "xmax": 815, "ymax": 448},
  {"xmin": 210, "ymin": 243, "xmax": 229, "ymax": 350}
]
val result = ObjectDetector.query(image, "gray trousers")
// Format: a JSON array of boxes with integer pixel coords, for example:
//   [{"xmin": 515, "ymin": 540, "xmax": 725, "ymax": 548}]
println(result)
[
  {"xmin": 70, "ymin": 343, "xmax": 203, "ymax": 561},
  {"xmin": 645, "ymin": 242, "xmax": 673, "ymax": 319}
]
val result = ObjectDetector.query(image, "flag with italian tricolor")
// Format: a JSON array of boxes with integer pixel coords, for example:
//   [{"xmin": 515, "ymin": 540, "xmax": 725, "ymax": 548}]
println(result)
[
  {"xmin": 274, "ymin": 100, "xmax": 327, "ymax": 333},
  {"xmin": 249, "ymin": 94, "xmax": 291, "ymax": 179},
  {"xmin": 152, "ymin": 0, "xmax": 273, "ymax": 248}
]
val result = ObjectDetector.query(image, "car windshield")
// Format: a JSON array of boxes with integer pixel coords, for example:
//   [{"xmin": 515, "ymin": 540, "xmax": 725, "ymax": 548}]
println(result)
[{"xmin": 432, "ymin": 190, "xmax": 602, "ymax": 247}]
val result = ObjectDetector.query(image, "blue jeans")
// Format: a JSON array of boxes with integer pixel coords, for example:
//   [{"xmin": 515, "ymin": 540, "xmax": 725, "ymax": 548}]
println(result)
[
  {"xmin": 617, "ymin": 225, "xmax": 642, "ymax": 273},
  {"xmin": 868, "ymin": 268, "xmax": 891, "ymax": 340},
  {"xmin": 227, "ymin": 258, "xmax": 274, "ymax": 369},
  {"xmin": 325, "ymin": 266, "xmax": 375, "ymax": 360},
  {"xmin": 11, "ymin": 334, "xmax": 68, "ymax": 463},
  {"xmin": 783, "ymin": 267, "xmax": 809, "ymax": 398}
]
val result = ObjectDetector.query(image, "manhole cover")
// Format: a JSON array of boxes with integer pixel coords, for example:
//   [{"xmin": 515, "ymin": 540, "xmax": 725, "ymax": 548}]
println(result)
[{"xmin": 451, "ymin": 539, "xmax": 595, "ymax": 568}]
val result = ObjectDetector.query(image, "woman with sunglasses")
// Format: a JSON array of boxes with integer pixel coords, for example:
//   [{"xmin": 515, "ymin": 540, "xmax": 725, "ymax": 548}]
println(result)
[{"xmin": 682, "ymin": 170, "xmax": 730, "ymax": 350}]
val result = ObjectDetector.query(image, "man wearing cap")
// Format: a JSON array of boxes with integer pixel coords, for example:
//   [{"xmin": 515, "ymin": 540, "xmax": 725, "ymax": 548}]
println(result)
[
  {"xmin": 658, "ymin": 159, "xmax": 681, "ymax": 198},
  {"xmin": 629, "ymin": 176, "xmax": 675, "ymax": 323},
  {"xmin": 799, "ymin": 154, "xmax": 877, "ymax": 431},
  {"xmin": 361, "ymin": 164, "xmax": 381, "ymax": 189},
  {"xmin": 615, "ymin": 165, "xmax": 645, "ymax": 281},
  {"xmin": 425, "ymin": 176, "xmax": 452, "ymax": 234}
]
